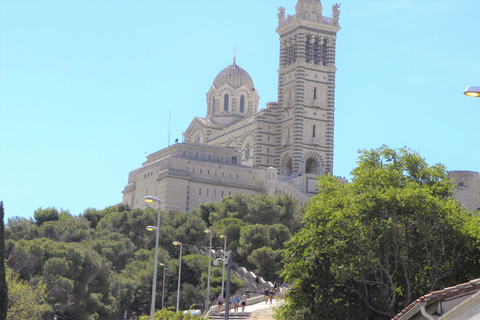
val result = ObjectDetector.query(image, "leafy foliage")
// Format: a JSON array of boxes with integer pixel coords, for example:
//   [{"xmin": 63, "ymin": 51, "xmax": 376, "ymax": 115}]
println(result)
[
  {"xmin": 139, "ymin": 308, "xmax": 203, "ymax": 320},
  {"xmin": 6, "ymin": 267, "xmax": 52, "ymax": 320},
  {"xmin": 278, "ymin": 146, "xmax": 480, "ymax": 320},
  {"xmin": 4, "ymin": 194, "xmax": 300, "ymax": 319}
]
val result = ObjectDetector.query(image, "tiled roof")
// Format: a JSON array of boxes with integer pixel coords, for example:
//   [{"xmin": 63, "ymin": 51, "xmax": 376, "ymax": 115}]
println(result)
[{"xmin": 392, "ymin": 278, "xmax": 480, "ymax": 320}]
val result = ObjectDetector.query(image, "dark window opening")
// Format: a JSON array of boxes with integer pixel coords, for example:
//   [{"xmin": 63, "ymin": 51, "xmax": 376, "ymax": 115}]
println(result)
[
  {"xmin": 224, "ymin": 94, "xmax": 229, "ymax": 111},
  {"xmin": 240, "ymin": 95, "xmax": 245, "ymax": 113}
]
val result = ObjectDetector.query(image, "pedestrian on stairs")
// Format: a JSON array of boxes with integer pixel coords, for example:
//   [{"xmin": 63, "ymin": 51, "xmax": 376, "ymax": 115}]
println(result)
[
  {"xmin": 241, "ymin": 294, "xmax": 247, "ymax": 314},
  {"xmin": 233, "ymin": 294, "xmax": 240, "ymax": 314},
  {"xmin": 217, "ymin": 294, "xmax": 224, "ymax": 313}
]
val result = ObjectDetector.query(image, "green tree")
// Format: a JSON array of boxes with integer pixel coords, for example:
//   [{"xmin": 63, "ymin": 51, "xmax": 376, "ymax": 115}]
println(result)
[
  {"xmin": 211, "ymin": 218, "xmax": 244, "ymax": 253},
  {"xmin": 0, "ymin": 202, "xmax": 8, "ymax": 320},
  {"xmin": 139, "ymin": 308, "xmax": 204, "ymax": 320},
  {"xmin": 6, "ymin": 238, "xmax": 118, "ymax": 319},
  {"xmin": 247, "ymin": 246, "xmax": 283, "ymax": 281},
  {"xmin": 4, "ymin": 217, "xmax": 38, "ymax": 241},
  {"xmin": 6, "ymin": 267, "xmax": 52, "ymax": 320},
  {"xmin": 278, "ymin": 146, "xmax": 480, "ymax": 320},
  {"xmin": 33, "ymin": 208, "xmax": 61, "ymax": 226}
]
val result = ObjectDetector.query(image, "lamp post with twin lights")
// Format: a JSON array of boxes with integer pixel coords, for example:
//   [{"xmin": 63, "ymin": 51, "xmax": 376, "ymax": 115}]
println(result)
[
  {"xmin": 173, "ymin": 241, "xmax": 183, "ymax": 312},
  {"xmin": 219, "ymin": 234, "xmax": 227, "ymax": 298},
  {"xmin": 204, "ymin": 229, "xmax": 213, "ymax": 310},
  {"xmin": 144, "ymin": 196, "xmax": 161, "ymax": 320},
  {"xmin": 159, "ymin": 263, "xmax": 167, "ymax": 310}
]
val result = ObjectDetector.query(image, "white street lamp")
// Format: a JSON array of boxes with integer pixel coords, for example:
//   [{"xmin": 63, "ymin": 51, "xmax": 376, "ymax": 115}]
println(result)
[
  {"xmin": 464, "ymin": 86, "xmax": 480, "ymax": 97},
  {"xmin": 173, "ymin": 241, "xmax": 183, "ymax": 312},
  {"xmin": 144, "ymin": 196, "xmax": 161, "ymax": 320},
  {"xmin": 204, "ymin": 229, "xmax": 213, "ymax": 310},
  {"xmin": 219, "ymin": 234, "xmax": 227, "ymax": 298},
  {"xmin": 159, "ymin": 263, "xmax": 167, "ymax": 310}
]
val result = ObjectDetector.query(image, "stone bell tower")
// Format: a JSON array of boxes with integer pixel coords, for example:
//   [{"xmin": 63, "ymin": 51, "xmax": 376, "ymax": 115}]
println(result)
[{"xmin": 275, "ymin": 0, "xmax": 341, "ymax": 177}]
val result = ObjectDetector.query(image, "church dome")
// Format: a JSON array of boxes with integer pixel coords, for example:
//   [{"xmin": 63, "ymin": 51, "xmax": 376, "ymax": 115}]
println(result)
[{"xmin": 212, "ymin": 59, "xmax": 255, "ymax": 90}]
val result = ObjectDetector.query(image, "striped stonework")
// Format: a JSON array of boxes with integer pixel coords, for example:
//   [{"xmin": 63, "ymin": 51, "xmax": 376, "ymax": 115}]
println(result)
[{"xmin": 123, "ymin": 1, "xmax": 343, "ymax": 213}]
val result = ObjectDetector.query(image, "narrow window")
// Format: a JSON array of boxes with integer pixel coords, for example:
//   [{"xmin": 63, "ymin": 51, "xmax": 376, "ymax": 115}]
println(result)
[
  {"xmin": 240, "ymin": 95, "xmax": 245, "ymax": 113},
  {"xmin": 224, "ymin": 94, "xmax": 229, "ymax": 111},
  {"xmin": 245, "ymin": 145, "xmax": 250, "ymax": 160},
  {"xmin": 232, "ymin": 156, "xmax": 237, "ymax": 164},
  {"xmin": 313, "ymin": 125, "xmax": 316, "ymax": 138},
  {"xmin": 199, "ymin": 188, "xmax": 202, "ymax": 196},
  {"xmin": 322, "ymin": 42, "xmax": 327, "ymax": 66},
  {"xmin": 313, "ymin": 87, "xmax": 317, "ymax": 100}
]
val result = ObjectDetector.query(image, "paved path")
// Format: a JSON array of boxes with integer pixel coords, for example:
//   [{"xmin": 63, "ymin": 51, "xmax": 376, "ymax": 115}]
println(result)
[{"xmin": 210, "ymin": 299, "xmax": 283, "ymax": 319}]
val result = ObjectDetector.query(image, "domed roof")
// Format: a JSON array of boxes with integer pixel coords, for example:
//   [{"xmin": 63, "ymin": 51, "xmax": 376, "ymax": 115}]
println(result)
[{"xmin": 212, "ymin": 58, "xmax": 255, "ymax": 90}]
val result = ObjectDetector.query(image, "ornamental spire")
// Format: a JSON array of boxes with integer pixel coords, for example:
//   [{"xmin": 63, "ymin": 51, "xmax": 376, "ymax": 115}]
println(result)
[{"xmin": 233, "ymin": 47, "xmax": 237, "ymax": 65}]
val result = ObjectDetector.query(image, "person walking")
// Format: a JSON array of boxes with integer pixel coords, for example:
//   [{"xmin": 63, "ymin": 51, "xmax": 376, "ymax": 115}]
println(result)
[
  {"xmin": 264, "ymin": 288, "xmax": 270, "ymax": 304},
  {"xmin": 217, "ymin": 294, "xmax": 224, "ymax": 313},
  {"xmin": 232, "ymin": 294, "xmax": 240, "ymax": 314},
  {"xmin": 241, "ymin": 294, "xmax": 247, "ymax": 314}
]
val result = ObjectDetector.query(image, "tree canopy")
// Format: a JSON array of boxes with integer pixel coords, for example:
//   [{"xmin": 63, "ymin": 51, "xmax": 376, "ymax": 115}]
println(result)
[
  {"xmin": 4, "ymin": 194, "xmax": 301, "ymax": 319},
  {"xmin": 278, "ymin": 146, "xmax": 480, "ymax": 320}
]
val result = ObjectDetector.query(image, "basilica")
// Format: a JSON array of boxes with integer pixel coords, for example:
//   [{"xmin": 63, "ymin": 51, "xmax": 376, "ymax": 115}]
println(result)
[{"xmin": 122, "ymin": 0, "xmax": 343, "ymax": 212}]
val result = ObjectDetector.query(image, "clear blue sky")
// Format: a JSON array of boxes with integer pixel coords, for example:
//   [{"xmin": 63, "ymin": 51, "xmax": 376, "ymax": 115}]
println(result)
[{"xmin": 1, "ymin": 0, "xmax": 479, "ymax": 220}]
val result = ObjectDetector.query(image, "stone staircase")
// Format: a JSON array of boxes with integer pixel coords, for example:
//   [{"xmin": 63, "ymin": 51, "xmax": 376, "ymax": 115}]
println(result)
[{"xmin": 209, "ymin": 312, "xmax": 251, "ymax": 319}]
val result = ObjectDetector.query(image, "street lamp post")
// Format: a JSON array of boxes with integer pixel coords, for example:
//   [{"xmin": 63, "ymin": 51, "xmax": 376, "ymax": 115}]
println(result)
[
  {"xmin": 219, "ymin": 234, "xmax": 227, "ymax": 298},
  {"xmin": 144, "ymin": 196, "xmax": 161, "ymax": 320},
  {"xmin": 204, "ymin": 229, "xmax": 213, "ymax": 310},
  {"xmin": 159, "ymin": 263, "xmax": 167, "ymax": 310},
  {"xmin": 173, "ymin": 241, "xmax": 183, "ymax": 312}
]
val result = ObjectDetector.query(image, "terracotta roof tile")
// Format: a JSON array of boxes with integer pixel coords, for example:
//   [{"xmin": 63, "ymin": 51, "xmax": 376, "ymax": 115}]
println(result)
[{"xmin": 391, "ymin": 278, "xmax": 480, "ymax": 320}]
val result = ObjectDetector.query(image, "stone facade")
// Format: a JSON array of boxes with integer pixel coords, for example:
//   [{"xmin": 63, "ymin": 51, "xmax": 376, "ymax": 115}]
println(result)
[
  {"xmin": 122, "ymin": 0, "xmax": 342, "ymax": 212},
  {"xmin": 449, "ymin": 171, "xmax": 480, "ymax": 212}
]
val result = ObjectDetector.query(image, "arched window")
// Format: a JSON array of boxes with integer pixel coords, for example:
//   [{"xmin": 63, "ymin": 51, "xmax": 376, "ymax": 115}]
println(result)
[
  {"xmin": 240, "ymin": 95, "xmax": 245, "ymax": 113},
  {"xmin": 322, "ymin": 41, "xmax": 328, "ymax": 66},
  {"xmin": 286, "ymin": 158, "xmax": 293, "ymax": 176},
  {"xmin": 245, "ymin": 145, "xmax": 250, "ymax": 160},
  {"xmin": 224, "ymin": 94, "xmax": 229, "ymax": 111},
  {"xmin": 305, "ymin": 158, "xmax": 316, "ymax": 174},
  {"xmin": 305, "ymin": 157, "xmax": 320, "ymax": 174}
]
